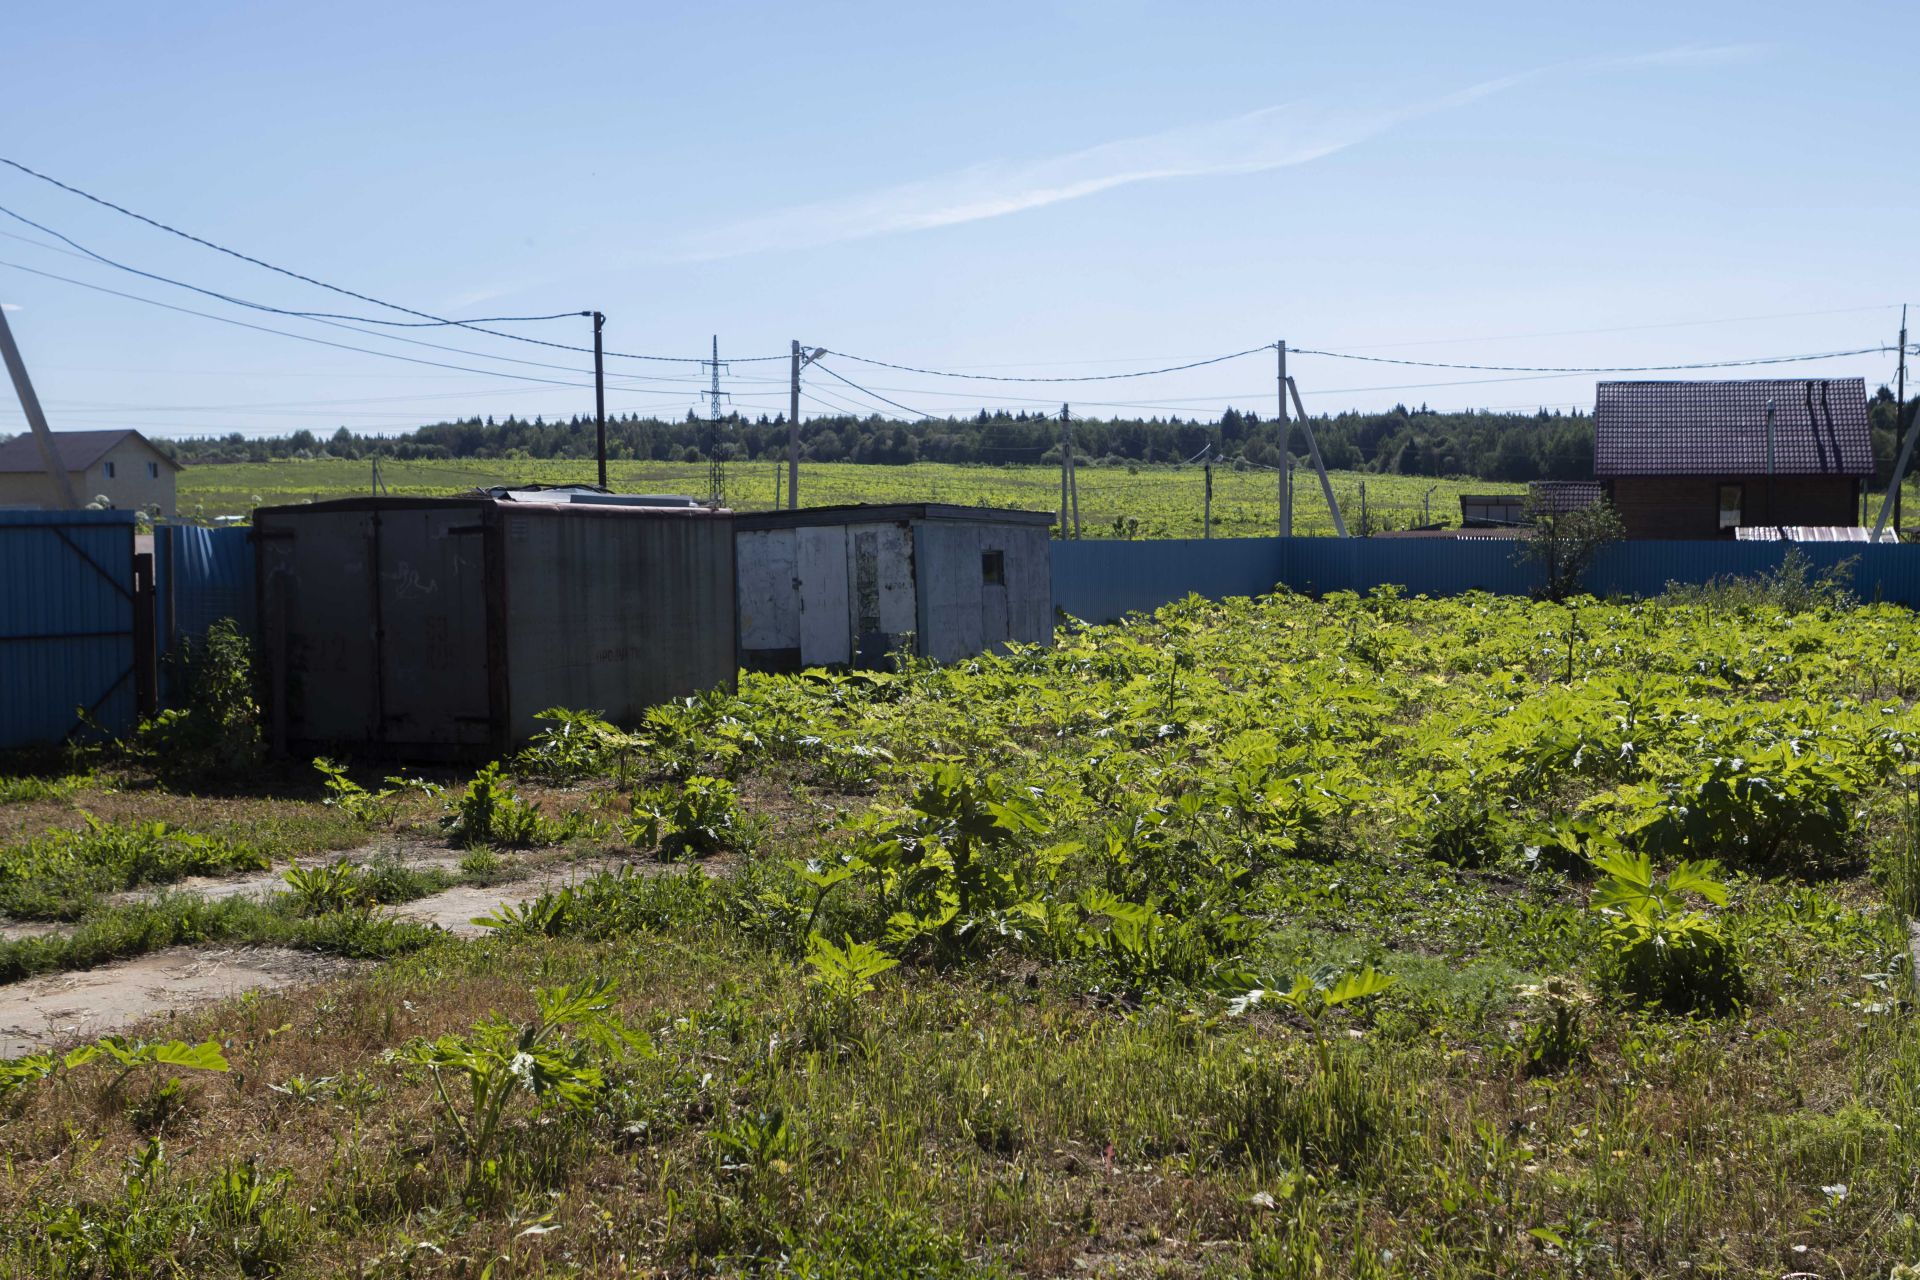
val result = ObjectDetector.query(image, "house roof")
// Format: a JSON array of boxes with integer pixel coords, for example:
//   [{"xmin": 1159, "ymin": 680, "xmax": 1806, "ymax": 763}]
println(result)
[
  {"xmin": 1593, "ymin": 378, "xmax": 1872, "ymax": 478},
  {"xmin": 1527, "ymin": 481, "xmax": 1606, "ymax": 515},
  {"xmin": 0, "ymin": 429, "xmax": 182, "ymax": 474}
]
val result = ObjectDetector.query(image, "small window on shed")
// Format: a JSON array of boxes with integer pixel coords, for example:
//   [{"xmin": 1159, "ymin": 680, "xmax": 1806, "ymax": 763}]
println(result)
[
  {"xmin": 146, "ymin": 461, "xmax": 159, "ymax": 480},
  {"xmin": 1718, "ymin": 484, "xmax": 1742, "ymax": 530},
  {"xmin": 103, "ymin": 461, "xmax": 115, "ymax": 479},
  {"xmin": 981, "ymin": 550, "xmax": 1005, "ymax": 584}
]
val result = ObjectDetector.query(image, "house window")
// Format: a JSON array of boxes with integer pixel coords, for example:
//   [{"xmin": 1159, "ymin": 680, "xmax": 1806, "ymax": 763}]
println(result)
[
  {"xmin": 145, "ymin": 461, "xmax": 158, "ymax": 480},
  {"xmin": 103, "ymin": 461, "xmax": 115, "ymax": 480},
  {"xmin": 981, "ymin": 550, "xmax": 1005, "ymax": 584},
  {"xmin": 1718, "ymin": 484, "xmax": 1742, "ymax": 530}
]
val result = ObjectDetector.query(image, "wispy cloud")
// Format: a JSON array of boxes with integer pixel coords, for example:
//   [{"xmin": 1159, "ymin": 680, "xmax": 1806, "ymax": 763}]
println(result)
[{"xmin": 673, "ymin": 43, "xmax": 1765, "ymax": 262}]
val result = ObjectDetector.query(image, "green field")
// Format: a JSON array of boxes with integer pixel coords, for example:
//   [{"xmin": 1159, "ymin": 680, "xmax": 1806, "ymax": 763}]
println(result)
[
  {"xmin": 1, "ymin": 584, "xmax": 1917, "ymax": 1274},
  {"xmin": 178, "ymin": 458, "xmax": 1496, "ymax": 538}
]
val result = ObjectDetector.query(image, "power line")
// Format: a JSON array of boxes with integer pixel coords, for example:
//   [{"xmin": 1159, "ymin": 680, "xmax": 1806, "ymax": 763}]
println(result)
[
  {"xmin": 0, "ymin": 202, "xmax": 587, "ymax": 329},
  {"xmin": 1289, "ymin": 344, "xmax": 1899, "ymax": 374},
  {"xmin": 809, "ymin": 361, "xmax": 942, "ymax": 419},
  {"xmin": 821, "ymin": 344, "xmax": 1276, "ymax": 383},
  {"xmin": 0, "ymin": 154, "xmax": 784, "ymax": 365}
]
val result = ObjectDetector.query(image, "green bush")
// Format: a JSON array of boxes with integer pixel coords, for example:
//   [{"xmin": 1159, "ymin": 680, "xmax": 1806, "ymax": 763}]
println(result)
[
  {"xmin": 1589, "ymin": 848, "xmax": 1744, "ymax": 1014},
  {"xmin": 135, "ymin": 619, "xmax": 261, "ymax": 780}
]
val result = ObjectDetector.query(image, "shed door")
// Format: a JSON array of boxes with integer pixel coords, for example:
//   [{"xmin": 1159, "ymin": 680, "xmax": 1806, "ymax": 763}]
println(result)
[
  {"xmin": 374, "ymin": 507, "xmax": 493, "ymax": 748},
  {"xmin": 796, "ymin": 526, "xmax": 850, "ymax": 667},
  {"xmin": 980, "ymin": 546, "xmax": 1010, "ymax": 649}
]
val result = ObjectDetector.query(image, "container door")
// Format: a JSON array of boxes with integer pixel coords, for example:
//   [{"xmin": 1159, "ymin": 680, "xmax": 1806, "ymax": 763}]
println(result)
[
  {"xmin": 796, "ymin": 526, "xmax": 850, "ymax": 666},
  {"xmin": 373, "ymin": 507, "xmax": 493, "ymax": 750},
  {"xmin": 980, "ymin": 546, "xmax": 1010, "ymax": 649}
]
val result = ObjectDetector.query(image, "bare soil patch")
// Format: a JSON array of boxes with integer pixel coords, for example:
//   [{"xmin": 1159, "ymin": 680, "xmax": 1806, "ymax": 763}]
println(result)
[{"xmin": 0, "ymin": 945, "xmax": 359, "ymax": 1056}]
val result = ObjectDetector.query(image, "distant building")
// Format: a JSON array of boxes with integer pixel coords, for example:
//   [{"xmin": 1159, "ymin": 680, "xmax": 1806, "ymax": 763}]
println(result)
[
  {"xmin": 1458, "ymin": 493, "xmax": 1527, "ymax": 528},
  {"xmin": 1594, "ymin": 379, "xmax": 1872, "ymax": 539},
  {"xmin": 0, "ymin": 429, "xmax": 181, "ymax": 516}
]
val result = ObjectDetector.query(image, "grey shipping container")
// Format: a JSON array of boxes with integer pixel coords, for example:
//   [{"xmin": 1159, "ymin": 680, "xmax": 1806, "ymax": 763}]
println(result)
[
  {"xmin": 255, "ymin": 496, "xmax": 735, "ymax": 760},
  {"xmin": 734, "ymin": 503, "xmax": 1053, "ymax": 669}
]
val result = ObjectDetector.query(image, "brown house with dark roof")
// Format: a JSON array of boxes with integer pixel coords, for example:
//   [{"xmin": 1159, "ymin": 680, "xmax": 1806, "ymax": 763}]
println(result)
[{"xmin": 1594, "ymin": 378, "xmax": 1872, "ymax": 539}]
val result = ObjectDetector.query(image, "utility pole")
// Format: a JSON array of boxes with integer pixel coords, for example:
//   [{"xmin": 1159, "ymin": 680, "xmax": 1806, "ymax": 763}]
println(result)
[
  {"xmin": 1063, "ymin": 404, "xmax": 1080, "ymax": 538},
  {"xmin": 1873, "ymin": 305, "xmax": 1913, "ymax": 541},
  {"xmin": 1058, "ymin": 405, "xmax": 1069, "ymax": 536},
  {"xmin": 787, "ymin": 341, "xmax": 823, "ymax": 509},
  {"xmin": 0, "ymin": 306, "xmax": 78, "ymax": 509},
  {"xmin": 1204, "ymin": 451, "xmax": 1214, "ymax": 539},
  {"xmin": 593, "ymin": 312, "xmax": 607, "ymax": 489},
  {"xmin": 1276, "ymin": 339, "xmax": 1290, "ymax": 537},
  {"xmin": 1285, "ymin": 376, "xmax": 1349, "ymax": 538}
]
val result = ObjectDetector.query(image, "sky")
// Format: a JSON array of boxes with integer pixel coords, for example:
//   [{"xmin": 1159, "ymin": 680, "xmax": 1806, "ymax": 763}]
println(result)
[{"xmin": 0, "ymin": 0, "xmax": 1914, "ymax": 440}]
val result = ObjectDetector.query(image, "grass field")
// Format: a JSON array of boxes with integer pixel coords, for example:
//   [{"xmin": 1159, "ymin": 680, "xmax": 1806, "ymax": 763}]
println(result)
[
  {"xmin": 0, "ymin": 581, "xmax": 1917, "ymax": 1275},
  {"xmin": 178, "ymin": 458, "xmax": 1497, "ymax": 538}
]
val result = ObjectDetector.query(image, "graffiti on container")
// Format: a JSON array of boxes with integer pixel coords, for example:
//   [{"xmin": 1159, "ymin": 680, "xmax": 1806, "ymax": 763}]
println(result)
[{"xmin": 384, "ymin": 561, "xmax": 439, "ymax": 601}]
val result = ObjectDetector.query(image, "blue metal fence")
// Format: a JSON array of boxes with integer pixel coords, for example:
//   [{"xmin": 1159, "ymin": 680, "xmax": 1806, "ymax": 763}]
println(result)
[
  {"xmin": 0, "ymin": 509, "xmax": 139, "ymax": 748},
  {"xmin": 154, "ymin": 525, "xmax": 255, "ymax": 657},
  {"xmin": 1053, "ymin": 535, "xmax": 1920, "ymax": 620},
  {"xmin": 1052, "ymin": 537, "xmax": 1284, "ymax": 622}
]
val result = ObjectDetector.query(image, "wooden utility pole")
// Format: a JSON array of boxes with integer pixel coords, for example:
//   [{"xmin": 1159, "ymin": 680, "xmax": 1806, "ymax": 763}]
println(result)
[
  {"xmin": 0, "ymin": 306, "xmax": 78, "ymax": 508},
  {"xmin": 1276, "ymin": 339, "xmax": 1290, "ymax": 536},
  {"xmin": 1204, "ymin": 457, "xmax": 1213, "ymax": 539},
  {"xmin": 593, "ymin": 312, "xmax": 607, "ymax": 489}
]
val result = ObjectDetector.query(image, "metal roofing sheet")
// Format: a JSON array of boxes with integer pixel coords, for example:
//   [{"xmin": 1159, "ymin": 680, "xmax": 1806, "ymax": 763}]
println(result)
[{"xmin": 1593, "ymin": 378, "xmax": 1872, "ymax": 478}]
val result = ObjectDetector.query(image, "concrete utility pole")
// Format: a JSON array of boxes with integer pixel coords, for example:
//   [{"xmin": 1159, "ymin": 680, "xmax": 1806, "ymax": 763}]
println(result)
[
  {"xmin": 1285, "ymin": 376, "xmax": 1349, "ymax": 538},
  {"xmin": 1062, "ymin": 404, "xmax": 1080, "ymax": 538},
  {"xmin": 787, "ymin": 342, "xmax": 824, "ymax": 509},
  {"xmin": 593, "ymin": 312, "xmax": 607, "ymax": 489},
  {"xmin": 1204, "ymin": 454, "xmax": 1213, "ymax": 539},
  {"xmin": 0, "ymin": 306, "xmax": 78, "ymax": 509},
  {"xmin": 1875, "ymin": 306, "xmax": 1911, "ymax": 541},
  {"xmin": 1277, "ymin": 339, "xmax": 1290, "ymax": 537}
]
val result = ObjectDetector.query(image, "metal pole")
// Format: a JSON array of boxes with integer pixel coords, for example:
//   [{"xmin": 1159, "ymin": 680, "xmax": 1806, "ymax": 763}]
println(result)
[
  {"xmin": 1277, "ymin": 340, "xmax": 1290, "ymax": 536},
  {"xmin": 789, "ymin": 339, "xmax": 801, "ymax": 509},
  {"xmin": 1204, "ymin": 457, "xmax": 1213, "ymax": 539},
  {"xmin": 593, "ymin": 312, "xmax": 607, "ymax": 489},
  {"xmin": 0, "ymin": 306, "xmax": 78, "ymax": 508}
]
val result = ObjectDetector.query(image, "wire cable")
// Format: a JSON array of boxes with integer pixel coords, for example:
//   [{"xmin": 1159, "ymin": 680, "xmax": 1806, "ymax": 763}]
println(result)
[
  {"xmin": 819, "ymin": 344, "xmax": 1276, "ymax": 383},
  {"xmin": 810, "ymin": 360, "xmax": 945, "ymax": 419},
  {"xmin": 1289, "ymin": 344, "xmax": 1897, "ymax": 373},
  {"xmin": 0, "ymin": 154, "xmax": 784, "ymax": 364}
]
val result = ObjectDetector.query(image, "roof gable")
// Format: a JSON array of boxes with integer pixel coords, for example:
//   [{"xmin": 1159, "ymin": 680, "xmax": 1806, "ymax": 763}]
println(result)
[
  {"xmin": 1593, "ymin": 378, "xmax": 1872, "ymax": 478},
  {"xmin": 0, "ymin": 429, "xmax": 182, "ymax": 474}
]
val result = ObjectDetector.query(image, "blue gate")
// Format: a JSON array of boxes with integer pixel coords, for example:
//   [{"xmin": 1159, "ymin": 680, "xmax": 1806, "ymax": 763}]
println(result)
[{"xmin": 0, "ymin": 509, "xmax": 139, "ymax": 748}]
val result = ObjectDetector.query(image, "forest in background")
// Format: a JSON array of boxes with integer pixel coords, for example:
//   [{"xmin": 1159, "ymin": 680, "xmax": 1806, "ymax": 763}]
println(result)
[{"xmin": 116, "ymin": 385, "xmax": 1916, "ymax": 484}]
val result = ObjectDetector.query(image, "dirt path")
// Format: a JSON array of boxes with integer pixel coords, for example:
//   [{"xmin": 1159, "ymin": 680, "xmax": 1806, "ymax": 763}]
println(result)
[
  {"xmin": 0, "ymin": 946, "xmax": 360, "ymax": 1057},
  {"xmin": 0, "ymin": 848, "xmax": 675, "ymax": 1053}
]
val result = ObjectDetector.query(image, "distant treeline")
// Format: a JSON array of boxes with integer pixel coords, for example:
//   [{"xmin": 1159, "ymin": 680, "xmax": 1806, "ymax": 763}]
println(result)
[{"xmin": 158, "ymin": 386, "xmax": 1914, "ymax": 482}]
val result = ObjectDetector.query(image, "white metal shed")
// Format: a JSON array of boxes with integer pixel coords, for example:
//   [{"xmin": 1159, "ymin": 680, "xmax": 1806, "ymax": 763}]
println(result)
[{"xmin": 734, "ymin": 503, "xmax": 1053, "ymax": 669}]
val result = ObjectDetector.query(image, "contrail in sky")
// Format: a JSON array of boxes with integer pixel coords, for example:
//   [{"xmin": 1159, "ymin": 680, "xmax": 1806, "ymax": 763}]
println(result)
[{"xmin": 673, "ymin": 43, "xmax": 1764, "ymax": 261}]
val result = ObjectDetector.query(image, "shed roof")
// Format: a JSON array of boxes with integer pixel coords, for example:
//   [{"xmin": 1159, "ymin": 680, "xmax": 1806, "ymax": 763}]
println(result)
[
  {"xmin": 734, "ymin": 503, "xmax": 1054, "ymax": 531},
  {"xmin": 0, "ymin": 429, "xmax": 182, "ymax": 474},
  {"xmin": 1593, "ymin": 378, "xmax": 1872, "ymax": 478},
  {"xmin": 254, "ymin": 495, "xmax": 728, "ymax": 521},
  {"xmin": 1527, "ymin": 481, "xmax": 1606, "ymax": 515}
]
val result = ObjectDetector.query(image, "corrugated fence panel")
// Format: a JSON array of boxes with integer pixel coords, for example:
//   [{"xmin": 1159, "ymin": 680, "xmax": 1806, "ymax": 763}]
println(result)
[
  {"xmin": 1052, "ymin": 537, "xmax": 1284, "ymax": 622},
  {"xmin": 0, "ymin": 509, "xmax": 138, "ymax": 748},
  {"xmin": 1278, "ymin": 538, "xmax": 1541, "ymax": 598},
  {"xmin": 155, "ymin": 525, "xmax": 256, "ymax": 652}
]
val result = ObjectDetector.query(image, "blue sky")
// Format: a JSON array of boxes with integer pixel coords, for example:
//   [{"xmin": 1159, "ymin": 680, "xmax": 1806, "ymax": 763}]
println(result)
[{"xmin": 0, "ymin": 0, "xmax": 1913, "ymax": 438}]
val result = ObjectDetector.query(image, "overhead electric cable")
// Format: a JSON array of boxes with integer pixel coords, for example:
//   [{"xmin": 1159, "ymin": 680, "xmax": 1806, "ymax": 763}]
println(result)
[
  {"xmin": 1288, "ymin": 345, "xmax": 1897, "ymax": 373},
  {"xmin": 0, "ymin": 154, "xmax": 784, "ymax": 364},
  {"xmin": 810, "ymin": 361, "xmax": 943, "ymax": 419},
  {"xmin": 820, "ymin": 345, "xmax": 1275, "ymax": 383}
]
